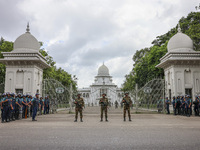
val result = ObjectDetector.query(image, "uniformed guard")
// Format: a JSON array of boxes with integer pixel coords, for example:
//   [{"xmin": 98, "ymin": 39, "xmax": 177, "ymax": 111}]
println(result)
[
  {"xmin": 15, "ymin": 93, "xmax": 22, "ymax": 120},
  {"xmin": 10, "ymin": 93, "xmax": 16, "ymax": 121},
  {"xmin": 22, "ymin": 95, "xmax": 28, "ymax": 118},
  {"xmin": 122, "ymin": 92, "xmax": 132, "ymax": 121},
  {"xmin": 44, "ymin": 96, "xmax": 50, "ymax": 114},
  {"xmin": 2, "ymin": 92, "xmax": 13, "ymax": 122},
  {"xmin": 185, "ymin": 95, "xmax": 192, "ymax": 117},
  {"xmin": 29, "ymin": 93, "xmax": 40, "ymax": 121},
  {"xmin": 74, "ymin": 93, "xmax": 84, "ymax": 122},
  {"xmin": 165, "ymin": 97, "xmax": 170, "ymax": 114},
  {"xmin": 1, "ymin": 93, "xmax": 6, "ymax": 123},
  {"xmin": 172, "ymin": 96, "xmax": 177, "ymax": 115},
  {"xmin": 39, "ymin": 97, "xmax": 44, "ymax": 115},
  {"xmin": 26, "ymin": 94, "xmax": 31, "ymax": 118},
  {"xmin": 193, "ymin": 96, "xmax": 199, "ymax": 116},
  {"xmin": 115, "ymin": 100, "xmax": 118, "ymax": 109},
  {"xmin": 99, "ymin": 93, "xmax": 109, "ymax": 122},
  {"xmin": 176, "ymin": 96, "xmax": 181, "ymax": 115},
  {"xmin": 29, "ymin": 95, "xmax": 33, "ymax": 117}
]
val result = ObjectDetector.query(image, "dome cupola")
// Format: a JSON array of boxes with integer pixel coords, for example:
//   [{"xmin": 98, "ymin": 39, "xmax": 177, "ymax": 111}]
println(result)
[
  {"xmin": 98, "ymin": 64, "xmax": 109, "ymax": 76},
  {"xmin": 167, "ymin": 24, "xmax": 194, "ymax": 52},
  {"xmin": 13, "ymin": 23, "xmax": 40, "ymax": 53}
]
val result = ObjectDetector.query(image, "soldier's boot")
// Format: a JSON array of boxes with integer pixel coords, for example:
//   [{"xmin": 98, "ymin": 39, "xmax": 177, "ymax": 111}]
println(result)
[
  {"xmin": 80, "ymin": 118, "xmax": 83, "ymax": 122},
  {"xmin": 129, "ymin": 116, "xmax": 132, "ymax": 121},
  {"xmin": 105, "ymin": 117, "xmax": 108, "ymax": 122},
  {"xmin": 74, "ymin": 118, "xmax": 77, "ymax": 122},
  {"xmin": 100, "ymin": 118, "xmax": 103, "ymax": 122},
  {"xmin": 124, "ymin": 117, "xmax": 126, "ymax": 121}
]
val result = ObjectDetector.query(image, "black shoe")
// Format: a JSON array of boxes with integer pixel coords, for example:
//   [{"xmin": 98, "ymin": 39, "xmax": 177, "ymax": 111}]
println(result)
[
  {"xmin": 124, "ymin": 118, "xmax": 126, "ymax": 121},
  {"xmin": 100, "ymin": 119, "xmax": 103, "ymax": 122},
  {"xmin": 74, "ymin": 119, "xmax": 77, "ymax": 122},
  {"xmin": 106, "ymin": 119, "xmax": 108, "ymax": 122},
  {"xmin": 1, "ymin": 121, "xmax": 4, "ymax": 123},
  {"xmin": 129, "ymin": 119, "xmax": 132, "ymax": 121},
  {"xmin": 80, "ymin": 119, "xmax": 83, "ymax": 122},
  {"xmin": 32, "ymin": 119, "xmax": 37, "ymax": 121}
]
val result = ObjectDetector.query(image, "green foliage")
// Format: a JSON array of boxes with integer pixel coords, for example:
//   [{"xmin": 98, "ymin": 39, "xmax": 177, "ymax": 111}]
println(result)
[
  {"xmin": 0, "ymin": 37, "xmax": 13, "ymax": 83},
  {"xmin": 123, "ymin": 12, "xmax": 200, "ymax": 91}
]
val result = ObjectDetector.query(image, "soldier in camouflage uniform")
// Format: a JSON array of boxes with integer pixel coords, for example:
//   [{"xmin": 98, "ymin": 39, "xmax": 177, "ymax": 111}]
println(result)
[
  {"xmin": 122, "ymin": 92, "xmax": 132, "ymax": 121},
  {"xmin": 99, "ymin": 93, "xmax": 109, "ymax": 122},
  {"xmin": 74, "ymin": 93, "xmax": 84, "ymax": 122}
]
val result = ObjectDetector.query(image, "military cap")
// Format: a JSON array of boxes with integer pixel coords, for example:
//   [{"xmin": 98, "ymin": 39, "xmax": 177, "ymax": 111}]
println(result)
[{"xmin": 102, "ymin": 93, "xmax": 106, "ymax": 96}]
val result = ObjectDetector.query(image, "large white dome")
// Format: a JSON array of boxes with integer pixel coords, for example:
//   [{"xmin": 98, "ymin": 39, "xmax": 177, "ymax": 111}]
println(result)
[
  {"xmin": 13, "ymin": 25, "xmax": 40, "ymax": 52},
  {"xmin": 98, "ymin": 64, "xmax": 109, "ymax": 76},
  {"xmin": 167, "ymin": 26, "xmax": 194, "ymax": 52}
]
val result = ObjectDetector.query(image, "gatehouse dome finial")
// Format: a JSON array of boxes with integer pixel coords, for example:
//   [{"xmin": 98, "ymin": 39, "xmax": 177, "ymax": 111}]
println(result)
[
  {"xmin": 26, "ymin": 22, "xmax": 30, "ymax": 33},
  {"xmin": 13, "ymin": 23, "xmax": 40, "ymax": 52}
]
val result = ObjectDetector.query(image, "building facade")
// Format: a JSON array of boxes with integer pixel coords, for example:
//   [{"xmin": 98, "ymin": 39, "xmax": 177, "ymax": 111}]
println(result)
[
  {"xmin": 78, "ymin": 64, "xmax": 124, "ymax": 105},
  {"xmin": 0, "ymin": 24, "xmax": 50, "ymax": 95},
  {"xmin": 157, "ymin": 24, "xmax": 200, "ymax": 100}
]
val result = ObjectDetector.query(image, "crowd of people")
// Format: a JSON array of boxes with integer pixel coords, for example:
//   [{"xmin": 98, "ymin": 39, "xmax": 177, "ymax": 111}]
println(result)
[
  {"xmin": 165, "ymin": 95, "xmax": 200, "ymax": 117},
  {"xmin": 0, "ymin": 92, "xmax": 50, "ymax": 123}
]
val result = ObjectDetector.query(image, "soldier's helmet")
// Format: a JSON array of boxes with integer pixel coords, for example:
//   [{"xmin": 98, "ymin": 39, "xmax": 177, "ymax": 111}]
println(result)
[
  {"xmin": 77, "ymin": 93, "xmax": 81, "ymax": 96},
  {"xmin": 6, "ymin": 92, "xmax": 10, "ymax": 96},
  {"xmin": 102, "ymin": 93, "xmax": 106, "ymax": 96},
  {"xmin": 2, "ymin": 93, "xmax": 6, "ymax": 96},
  {"xmin": 40, "ymin": 97, "xmax": 43, "ymax": 99}
]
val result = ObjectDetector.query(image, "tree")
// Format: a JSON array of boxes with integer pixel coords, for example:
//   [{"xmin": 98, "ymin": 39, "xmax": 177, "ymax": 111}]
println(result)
[{"xmin": 122, "ymin": 12, "xmax": 200, "ymax": 91}]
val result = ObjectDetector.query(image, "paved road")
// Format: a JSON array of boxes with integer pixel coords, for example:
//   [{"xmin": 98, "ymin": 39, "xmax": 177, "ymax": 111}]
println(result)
[{"xmin": 0, "ymin": 108, "xmax": 200, "ymax": 150}]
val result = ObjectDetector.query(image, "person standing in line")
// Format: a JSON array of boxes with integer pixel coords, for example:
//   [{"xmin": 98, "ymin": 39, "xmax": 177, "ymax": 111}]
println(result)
[
  {"xmin": 74, "ymin": 93, "xmax": 84, "ymax": 122},
  {"xmin": 99, "ymin": 93, "xmax": 109, "ymax": 122},
  {"xmin": 122, "ymin": 92, "xmax": 132, "ymax": 121}
]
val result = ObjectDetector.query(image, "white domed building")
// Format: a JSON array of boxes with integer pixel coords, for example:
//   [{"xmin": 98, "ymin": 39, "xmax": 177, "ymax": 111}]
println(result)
[
  {"xmin": 78, "ymin": 64, "xmax": 124, "ymax": 105},
  {"xmin": 157, "ymin": 24, "xmax": 200, "ymax": 100},
  {"xmin": 0, "ymin": 24, "xmax": 50, "ymax": 95}
]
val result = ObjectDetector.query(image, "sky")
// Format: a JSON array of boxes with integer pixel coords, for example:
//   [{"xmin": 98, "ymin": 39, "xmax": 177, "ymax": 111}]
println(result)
[{"xmin": 0, "ymin": 0, "xmax": 199, "ymax": 88}]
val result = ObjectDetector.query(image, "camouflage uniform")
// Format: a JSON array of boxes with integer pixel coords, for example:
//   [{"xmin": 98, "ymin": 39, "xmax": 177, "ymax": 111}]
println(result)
[
  {"xmin": 122, "ymin": 95, "xmax": 132, "ymax": 121},
  {"xmin": 99, "ymin": 97, "xmax": 109, "ymax": 121},
  {"xmin": 74, "ymin": 97, "xmax": 84, "ymax": 122}
]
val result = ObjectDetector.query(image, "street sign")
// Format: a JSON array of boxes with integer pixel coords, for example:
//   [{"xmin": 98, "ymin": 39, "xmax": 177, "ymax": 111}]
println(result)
[
  {"xmin": 143, "ymin": 87, "xmax": 152, "ymax": 94},
  {"xmin": 56, "ymin": 87, "xmax": 64, "ymax": 93}
]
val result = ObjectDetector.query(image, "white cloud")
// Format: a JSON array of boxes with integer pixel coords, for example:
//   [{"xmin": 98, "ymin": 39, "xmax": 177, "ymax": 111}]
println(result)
[{"xmin": 0, "ymin": 0, "xmax": 198, "ymax": 88}]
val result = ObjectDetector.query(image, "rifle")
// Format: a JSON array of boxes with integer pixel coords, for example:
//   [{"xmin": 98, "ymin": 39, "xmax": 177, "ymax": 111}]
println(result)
[
  {"xmin": 100, "ymin": 99, "xmax": 109, "ymax": 109},
  {"xmin": 123, "ymin": 98, "xmax": 130, "ymax": 106},
  {"xmin": 74, "ymin": 100, "xmax": 82, "ymax": 108}
]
